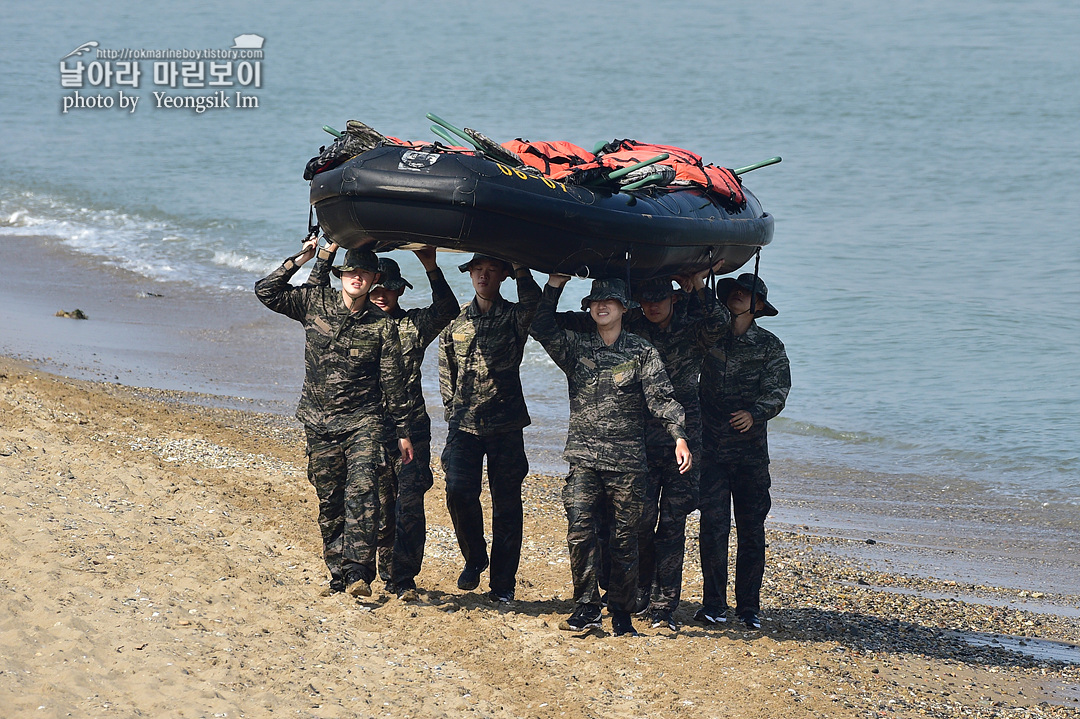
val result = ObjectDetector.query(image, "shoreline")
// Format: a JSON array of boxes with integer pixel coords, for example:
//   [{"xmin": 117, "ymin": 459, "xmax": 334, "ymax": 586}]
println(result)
[
  {"xmin": 2, "ymin": 355, "xmax": 1080, "ymax": 717},
  {"xmin": 4, "ymin": 234, "xmax": 1080, "ymax": 600}
]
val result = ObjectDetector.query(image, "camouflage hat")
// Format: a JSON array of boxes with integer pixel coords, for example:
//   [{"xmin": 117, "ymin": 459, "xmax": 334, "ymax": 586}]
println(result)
[
  {"xmin": 634, "ymin": 277, "xmax": 677, "ymax": 302},
  {"xmin": 376, "ymin": 256, "xmax": 413, "ymax": 292},
  {"xmin": 332, "ymin": 248, "xmax": 380, "ymax": 276},
  {"xmin": 458, "ymin": 253, "xmax": 513, "ymax": 274},
  {"xmin": 580, "ymin": 277, "xmax": 640, "ymax": 311},
  {"xmin": 716, "ymin": 273, "xmax": 778, "ymax": 317}
]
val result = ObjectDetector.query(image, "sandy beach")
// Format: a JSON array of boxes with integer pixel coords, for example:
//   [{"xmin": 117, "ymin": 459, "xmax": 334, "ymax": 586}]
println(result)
[
  {"xmin": 3, "ymin": 234, "xmax": 1080, "ymax": 717},
  {"xmin": 6, "ymin": 1, "xmax": 1080, "ymax": 713},
  {"xmin": 3, "ymin": 355, "xmax": 1080, "ymax": 718}
]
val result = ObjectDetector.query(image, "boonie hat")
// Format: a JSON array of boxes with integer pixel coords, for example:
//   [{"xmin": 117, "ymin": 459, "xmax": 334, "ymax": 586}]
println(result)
[
  {"xmin": 716, "ymin": 273, "xmax": 778, "ymax": 317},
  {"xmin": 458, "ymin": 253, "xmax": 513, "ymax": 274},
  {"xmin": 634, "ymin": 277, "xmax": 677, "ymax": 302},
  {"xmin": 580, "ymin": 277, "xmax": 640, "ymax": 311},
  {"xmin": 376, "ymin": 257, "xmax": 413, "ymax": 292},
  {"xmin": 332, "ymin": 248, "xmax": 380, "ymax": 276}
]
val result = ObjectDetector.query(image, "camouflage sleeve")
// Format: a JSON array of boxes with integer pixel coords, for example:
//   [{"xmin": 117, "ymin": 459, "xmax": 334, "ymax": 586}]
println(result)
[
  {"xmin": 411, "ymin": 267, "xmax": 460, "ymax": 349},
  {"xmin": 622, "ymin": 309, "xmax": 651, "ymax": 338},
  {"xmin": 691, "ymin": 286, "xmax": 732, "ymax": 348},
  {"xmin": 555, "ymin": 309, "xmax": 594, "ymax": 332},
  {"xmin": 379, "ymin": 318, "xmax": 411, "ymax": 439},
  {"xmin": 640, "ymin": 344, "xmax": 688, "ymax": 443},
  {"xmin": 529, "ymin": 284, "xmax": 579, "ymax": 374},
  {"xmin": 512, "ymin": 269, "xmax": 542, "ymax": 335},
  {"xmin": 438, "ymin": 322, "xmax": 458, "ymax": 413},
  {"xmin": 303, "ymin": 246, "xmax": 337, "ymax": 287},
  {"xmin": 751, "ymin": 337, "xmax": 791, "ymax": 423},
  {"xmin": 254, "ymin": 260, "xmax": 309, "ymax": 322}
]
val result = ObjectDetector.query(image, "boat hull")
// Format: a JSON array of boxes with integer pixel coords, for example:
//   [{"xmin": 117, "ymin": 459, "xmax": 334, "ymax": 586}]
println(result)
[{"xmin": 310, "ymin": 146, "xmax": 773, "ymax": 279}]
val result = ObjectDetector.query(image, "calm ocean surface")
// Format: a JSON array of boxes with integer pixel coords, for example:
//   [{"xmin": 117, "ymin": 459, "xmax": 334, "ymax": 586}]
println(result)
[{"xmin": 2, "ymin": 1, "xmax": 1078, "ymax": 501}]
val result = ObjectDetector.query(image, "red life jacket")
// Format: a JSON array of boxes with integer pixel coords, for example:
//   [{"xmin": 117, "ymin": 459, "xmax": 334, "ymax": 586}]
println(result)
[
  {"xmin": 501, "ymin": 139, "xmax": 595, "ymax": 179},
  {"xmin": 568, "ymin": 139, "xmax": 745, "ymax": 207}
]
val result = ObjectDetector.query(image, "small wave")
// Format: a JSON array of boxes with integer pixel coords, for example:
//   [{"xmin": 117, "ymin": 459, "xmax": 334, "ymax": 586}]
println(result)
[
  {"xmin": 213, "ymin": 250, "xmax": 278, "ymax": 275},
  {"xmin": 772, "ymin": 417, "xmax": 917, "ymax": 448},
  {"xmin": 0, "ymin": 186, "xmax": 283, "ymax": 290}
]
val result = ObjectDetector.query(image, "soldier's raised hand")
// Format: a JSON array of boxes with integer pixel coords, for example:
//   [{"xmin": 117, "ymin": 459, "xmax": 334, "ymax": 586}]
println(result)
[
  {"xmin": 674, "ymin": 258, "xmax": 724, "ymax": 292},
  {"xmin": 413, "ymin": 245, "xmax": 438, "ymax": 271},
  {"xmin": 295, "ymin": 236, "xmax": 320, "ymax": 265}
]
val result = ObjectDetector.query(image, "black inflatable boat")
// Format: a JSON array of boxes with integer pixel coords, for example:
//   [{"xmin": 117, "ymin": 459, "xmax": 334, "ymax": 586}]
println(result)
[{"xmin": 309, "ymin": 143, "xmax": 774, "ymax": 280}]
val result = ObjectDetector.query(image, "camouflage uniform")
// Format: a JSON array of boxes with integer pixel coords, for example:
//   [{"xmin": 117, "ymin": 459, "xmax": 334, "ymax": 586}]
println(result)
[
  {"xmin": 699, "ymin": 310, "xmax": 790, "ymax": 617},
  {"xmin": 308, "ymin": 250, "xmax": 458, "ymax": 589},
  {"xmin": 437, "ymin": 269, "xmax": 541, "ymax": 595},
  {"xmin": 557, "ymin": 287, "xmax": 729, "ymax": 611},
  {"xmin": 530, "ymin": 282, "xmax": 687, "ymax": 614},
  {"xmin": 255, "ymin": 253, "xmax": 410, "ymax": 589},
  {"xmin": 630, "ymin": 287, "xmax": 729, "ymax": 611}
]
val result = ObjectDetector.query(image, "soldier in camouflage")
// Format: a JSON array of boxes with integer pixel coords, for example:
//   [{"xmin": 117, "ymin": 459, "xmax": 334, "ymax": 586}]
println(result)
[
  {"xmin": 255, "ymin": 238, "xmax": 413, "ymax": 599},
  {"xmin": 625, "ymin": 267, "xmax": 728, "ymax": 630},
  {"xmin": 697, "ymin": 272, "xmax": 790, "ymax": 631},
  {"xmin": 530, "ymin": 274, "xmax": 691, "ymax": 637},
  {"xmin": 553, "ymin": 266, "xmax": 728, "ymax": 630},
  {"xmin": 438, "ymin": 254, "xmax": 541, "ymax": 602},
  {"xmin": 306, "ymin": 245, "xmax": 459, "ymax": 601}
]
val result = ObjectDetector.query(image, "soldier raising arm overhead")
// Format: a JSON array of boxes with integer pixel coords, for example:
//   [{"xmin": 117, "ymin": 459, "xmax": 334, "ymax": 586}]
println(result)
[
  {"xmin": 530, "ymin": 273, "xmax": 689, "ymax": 638},
  {"xmin": 255, "ymin": 240, "xmax": 412, "ymax": 599},
  {"xmin": 437, "ymin": 255, "xmax": 541, "ymax": 604}
]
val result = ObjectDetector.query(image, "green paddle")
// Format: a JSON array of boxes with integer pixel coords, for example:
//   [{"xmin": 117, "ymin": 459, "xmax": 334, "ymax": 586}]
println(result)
[{"xmin": 732, "ymin": 156, "xmax": 782, "ymax": 175}]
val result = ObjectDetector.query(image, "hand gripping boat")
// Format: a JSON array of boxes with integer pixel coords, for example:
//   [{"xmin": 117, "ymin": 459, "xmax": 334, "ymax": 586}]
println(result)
[{"xmin": 307, "ymin": 116, "xmax": 779, "ymax": 280}]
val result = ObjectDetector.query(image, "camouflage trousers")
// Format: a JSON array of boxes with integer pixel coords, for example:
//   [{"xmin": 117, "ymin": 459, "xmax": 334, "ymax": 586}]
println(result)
[
  {"xmin": 442, "ymin": 429, "xmax": 529, "ymax": 594},
  {"xmin": 698, "ymin": 456, "xmax": 772, "ymax": 615},
  {"xmin": 375, "ymin": 436, "xmax": 434, "ymax": 589},
  {"xmin": 637, "ymin": 452, "xmax": 699, "ymax": 611},
  {"xmin": 304, "ymin": 425, "xmax": 388, "ymax": 582},
  {"xmin": 304, "ymin": 426, "xmax": 384, "ymax": 586},
  {"xmin": 563, "ymin": 465, "xmax": 645, "ymax": 613}
]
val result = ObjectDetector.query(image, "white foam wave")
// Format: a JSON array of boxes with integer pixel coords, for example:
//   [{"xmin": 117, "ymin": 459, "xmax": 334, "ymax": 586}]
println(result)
[
  {"xmin": 0, "ymin": 188, "xmax": 281, "ymax": 290},
  {"xmin": 213, "ymin": 250, "xmax": 278, "ymax": 275}
]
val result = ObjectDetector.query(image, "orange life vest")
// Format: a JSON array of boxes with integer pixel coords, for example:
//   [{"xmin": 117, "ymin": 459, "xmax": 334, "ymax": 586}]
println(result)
[
  {"xmin": 501, "ymin": 139, "xmax": 595, "ymax": 178},
  {"xmin": 567, "ymin": 139, "xmax": 745, "ymax": 207}
]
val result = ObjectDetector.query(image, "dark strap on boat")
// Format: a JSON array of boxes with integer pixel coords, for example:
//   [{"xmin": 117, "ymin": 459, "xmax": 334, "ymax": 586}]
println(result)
[
  {"xmin": 306, "ymin": 206, "xmax": 319, "ymax": 244},
  {"xmin": 749, "ymin": 248, "xmax": 762, "ymax": 316}
]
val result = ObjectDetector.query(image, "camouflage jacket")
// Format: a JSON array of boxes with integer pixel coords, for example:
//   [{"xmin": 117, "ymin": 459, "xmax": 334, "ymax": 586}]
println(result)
[
  {"xmin": 437, "ymin": 272, "xmax": 542, "ymax": 436},
  {"xmin": 700, "ymin": 321, "xmax": 790, "ymax": 463},
  {"xmin": 531, "ymin": 284, "xmax": 687, "ymax": 473},
  {"xmin": 308, "ymin": 250, "xmax": 458, "ymax": 440},
  {"xmin": 554, "ymin": 288, "xmax": 729, "ymax": 451},
  {"xmin": 255, "ymin": 259, "xmax": 410, "ymax": 439}
]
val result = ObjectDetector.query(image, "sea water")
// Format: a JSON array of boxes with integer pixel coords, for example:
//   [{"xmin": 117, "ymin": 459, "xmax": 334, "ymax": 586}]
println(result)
[{"xmin": 1, "ymin": 0, "xmax": 1078, "ymax": 501}]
